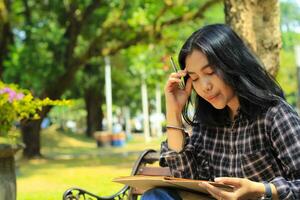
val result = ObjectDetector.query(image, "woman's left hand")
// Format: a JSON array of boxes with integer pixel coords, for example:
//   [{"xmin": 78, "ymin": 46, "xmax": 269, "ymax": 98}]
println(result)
[{"xmin": 200, "ymin": 177, "xmax": 263, "ymax": 200}]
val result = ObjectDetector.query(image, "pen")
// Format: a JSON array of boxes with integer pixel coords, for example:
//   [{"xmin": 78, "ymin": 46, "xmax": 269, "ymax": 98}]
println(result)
[{"xmin": 170, "ymin": 57, "xmax": 185, "ymax": 89}]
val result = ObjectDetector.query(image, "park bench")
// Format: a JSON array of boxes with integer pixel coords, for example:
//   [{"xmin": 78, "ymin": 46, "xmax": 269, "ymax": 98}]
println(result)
[{"xmin": 62, "ymin": 149, "xmax": 171, "ymax": 200}]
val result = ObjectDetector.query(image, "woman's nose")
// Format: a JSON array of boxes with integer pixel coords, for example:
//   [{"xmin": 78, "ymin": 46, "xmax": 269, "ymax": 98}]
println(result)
[{"xmin": 202, "ymin": 79, "xmax": 213, "ymax": 93}]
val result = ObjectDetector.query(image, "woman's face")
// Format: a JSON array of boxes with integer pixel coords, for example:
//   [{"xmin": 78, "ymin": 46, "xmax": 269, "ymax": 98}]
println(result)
[{"xmin": 185, "ymin": 50, "xmax": 239, "ymax": 115}]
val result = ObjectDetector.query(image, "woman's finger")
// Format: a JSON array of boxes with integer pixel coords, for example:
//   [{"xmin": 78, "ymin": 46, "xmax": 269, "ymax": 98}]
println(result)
[
  {"xmin": 214, "ymin": 177, "xmax": 242, "ymax": 187},
  {"xmin": 201, "ymin": 182, "xmax": 231, "ymax": 200},
  {"xmin": 165, "ymin": 78, "xmax": 182, "ymax": 90},
  {"xmin": 168, "ymin": 77, "xmax": 182, "ymax": 83},
  {"xmin": 169, "ymin": 71, "xmax": 186, "ymax": 79},
  {"xmin": 205, "ymin": 187, "xmax": 223, "ymax": 200}
]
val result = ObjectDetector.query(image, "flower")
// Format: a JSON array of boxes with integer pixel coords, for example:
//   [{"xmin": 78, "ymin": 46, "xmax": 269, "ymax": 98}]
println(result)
[
  {"xmin": 0, "ymin": 87, "xmax": 24, "ymax": 102},
  {"xmin": 0, "ymin": 81, "xmax": 69, "ymax": 141}
]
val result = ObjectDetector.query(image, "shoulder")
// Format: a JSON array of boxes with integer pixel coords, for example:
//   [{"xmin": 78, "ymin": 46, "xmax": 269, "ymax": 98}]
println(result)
[
  {"xmin": 264, "ymin": 97, "xmax": 300, "ymax": 130},
  {"xmin": 266, "ymin": 97, "xmax": 298, "ymax": 119}
]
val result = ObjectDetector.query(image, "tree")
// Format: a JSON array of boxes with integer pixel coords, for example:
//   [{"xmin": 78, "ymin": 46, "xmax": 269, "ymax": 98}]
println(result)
[
  {"xmin": 0, "ymin": 0, "xmax": 13, "ymax": 77},
  {"xmin": 2, "ymin": 0, "xmax": 221, "ymax": 158},
  {"xmin": 224, "ymin": 0, "xmax": 281, "ymax": 76},
  {"xmin": 58, "ymin": 60, "xmax": 105, "ymax": 137}
]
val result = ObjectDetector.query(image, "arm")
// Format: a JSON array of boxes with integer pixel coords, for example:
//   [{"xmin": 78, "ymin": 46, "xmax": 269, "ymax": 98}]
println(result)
[
  {"xmin": 164, "ymin": 70, "xmax": 191, "ymax": 153},
  {"xmin": 267, "ymin": 100, "xmax": 300, "ymax": 200},
  {"xmin": 160, "ymin": 125, "xmax": 204, "ymax": 179},
  {"xmin": 198, "ymin": 100, "xmax": 300, "ymax": 200},
  {"xmin": 159, "ymin": 70, "xmax": 202, "ymax": 179},
  {"xmin": 203, "ymin": 101, "xmax": 300, "ymax": 200}
]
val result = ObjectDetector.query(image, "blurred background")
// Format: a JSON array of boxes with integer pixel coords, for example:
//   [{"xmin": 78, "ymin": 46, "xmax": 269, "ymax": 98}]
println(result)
[{"xmin": 0, "ymin": 0, "xmax": 299, "ymax": 199}]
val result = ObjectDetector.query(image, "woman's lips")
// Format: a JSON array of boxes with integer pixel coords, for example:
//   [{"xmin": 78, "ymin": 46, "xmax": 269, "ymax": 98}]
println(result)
[{"xmin": 207, "ymin": 93, "xmax": 219, "ymax": 101}]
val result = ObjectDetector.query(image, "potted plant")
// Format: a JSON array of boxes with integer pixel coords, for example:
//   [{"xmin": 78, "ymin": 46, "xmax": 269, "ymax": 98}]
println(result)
[{"xmin": 0, "ymin": 81, "xmax": 68, "ymax": 200}]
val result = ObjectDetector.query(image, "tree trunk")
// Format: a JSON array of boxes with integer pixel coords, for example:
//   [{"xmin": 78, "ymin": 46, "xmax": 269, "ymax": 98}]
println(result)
[
  {"xmin": 21, "ymin": 119, "xmax": 42, "ymax": 158},
  {"xmin": 84, "ymin": 86, "xmax": 104, "ymax": 137},
  {"xmin": 21, "ymin": 106, "xmax": 51, "ymax": 158},
  {"xmin": 0, "ymin": 0, "xmax": 13, "ymax": 77},
  {"xmin": 0, "ymin": 144, "xmax": 23, "ymax": 200},
  {"xmin": 224, "ymin": 0, "xmax": 281, "ymax": 76}
]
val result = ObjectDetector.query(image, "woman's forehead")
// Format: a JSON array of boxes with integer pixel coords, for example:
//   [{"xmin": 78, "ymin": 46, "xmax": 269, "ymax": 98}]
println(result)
[{"xmin": 185, "ymin": 50, "xmax": 209, "ymax": 71}]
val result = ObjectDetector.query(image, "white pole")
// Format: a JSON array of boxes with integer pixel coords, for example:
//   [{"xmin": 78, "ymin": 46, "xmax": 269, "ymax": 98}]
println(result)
[
  {"xmin": 295, "ymin": 46, "xmax": 300, "ymax": 67},
  {"xmin": 123, "ymin": 106, "xmax": 131, "ymax": 137},
  {"xmin": 155, "ymin": 83, "xmax": 163, "ymax": 137},
  {"xmin": 141, "ymin": 78, "xmax": 151, "ymax": 142},
  {"xmin": 105, "ymin": 56, "xmax": 113, "ymax": 133}
]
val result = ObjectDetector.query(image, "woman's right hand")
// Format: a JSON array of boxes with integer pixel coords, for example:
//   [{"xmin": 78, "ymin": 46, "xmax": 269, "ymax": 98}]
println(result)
[
  {"xmin": 164, "ymin": 70, "xmax": 193, "ymax": 152},
  {"xmin": 164, "ymin": 70, "xmax": 193, "ymax": 115}
]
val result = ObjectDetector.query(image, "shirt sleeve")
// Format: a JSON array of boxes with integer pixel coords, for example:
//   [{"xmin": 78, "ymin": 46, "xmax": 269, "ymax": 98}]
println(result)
[
  {"xmin": 159, "ymin": 125, "xmax": 204, "ymax": 179},
  {"xmin": 268, "ymin": 101, "xmax": 300, "ymax": 200}
]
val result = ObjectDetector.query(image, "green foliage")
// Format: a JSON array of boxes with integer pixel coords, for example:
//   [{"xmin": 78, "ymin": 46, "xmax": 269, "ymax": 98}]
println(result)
[
  {"xmin": 2, "ymin": 0, "xmax": 225, "ymax": 109},
  {"xmin": 3, "ymin": 1, "xmax": 68, "ymax": 93},
  {"xmin": 281, "ymin": 31, "xmax": 300, "ymax": 50},
  {"xmin": 277, "ymin": 0, "xmax": 300, "ymax": 106},
  {"xmin": 49, "ymin": 99, "xmax": 86, "ymax": 131},
  {"xmin": 280, "ymin": 0, "xmax": 300, "ymax": 35},
  {"xmin": 0, "ymin": 81, "xmax": 70, "ymax": 140},
  {"xmin": 277, "ymin": 50, "xmax": 298, "ymax": 106}
]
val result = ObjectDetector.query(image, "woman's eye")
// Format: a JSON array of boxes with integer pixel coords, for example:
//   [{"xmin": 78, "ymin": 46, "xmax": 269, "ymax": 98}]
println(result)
[
  {"xmin": 192, "ymin": 78, "xmax": 198, "ymax": 82},
  {"xmin": 205, "ymin": 70, "xmax": 215, "ymax": 75},
  {"xmin": 203, "ymin": 67, "xmax": 215, "ymax": 75}
]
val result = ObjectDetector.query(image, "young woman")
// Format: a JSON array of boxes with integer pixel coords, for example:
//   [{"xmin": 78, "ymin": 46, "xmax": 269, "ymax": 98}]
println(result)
[{"xmin": 142, "ymin": 24, "xmax": 300, "ymax": 200}]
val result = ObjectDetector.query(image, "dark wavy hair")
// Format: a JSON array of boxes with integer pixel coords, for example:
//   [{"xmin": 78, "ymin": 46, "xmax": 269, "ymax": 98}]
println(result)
[{"xmin": 178, "ymin": 24, "xmax": 284, "ymax": 126}]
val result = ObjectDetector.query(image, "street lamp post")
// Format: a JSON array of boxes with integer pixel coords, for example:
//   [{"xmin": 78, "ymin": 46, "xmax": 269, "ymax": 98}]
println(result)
[
  {"xmin": 295, "ymin": 45, "xmax": 300, "ymax": 111},
  {"xmin": 105, "ymin": 56, "xmax": 113, "ymax": 133},
  {"xmin": 141, "ymin": 77, "xmax": 151, "ymax": 142}
]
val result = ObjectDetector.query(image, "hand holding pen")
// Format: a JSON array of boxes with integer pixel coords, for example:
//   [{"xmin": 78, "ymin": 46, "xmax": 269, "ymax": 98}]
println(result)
[
  {"xmin": 165, "ymin": 58, "xmax": 192, "ymax": 153},
  {"xmin": 170, "ymin": 57, "xmax": 185, "ymax": 90}
]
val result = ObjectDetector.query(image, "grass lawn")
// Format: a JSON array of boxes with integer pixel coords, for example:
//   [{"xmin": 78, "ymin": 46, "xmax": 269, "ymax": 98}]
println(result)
[{"xmin": 17, "ymin": 126, "xmax": 164, "ymax": 200}]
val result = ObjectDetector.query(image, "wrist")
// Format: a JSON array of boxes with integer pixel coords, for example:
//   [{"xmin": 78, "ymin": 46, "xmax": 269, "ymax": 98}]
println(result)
[
  {"xmin": 166, "ymin": 128, "xmax": 185, "ymax": 153},
  {"xmin": 250, "ymin": 182, "xmax": 265, "ymax": 199},
  {"xmin": 166, "ymin": 112, "xmax": 182, "ymax": 127},
  {"xmin": 166, "ymin": 125, "xmax": 185, "ymax": 131},
  {"xmin": 251, "ymin": 181, "xmax": 276, "ymax": 200},
  {"xmin": 260, "ymin": 182, "xmax": 272, "ymax": 200}
]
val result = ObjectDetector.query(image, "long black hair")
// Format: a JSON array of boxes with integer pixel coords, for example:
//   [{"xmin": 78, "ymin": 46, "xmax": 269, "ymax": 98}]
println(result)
[{"xmin": 178, "ymin": 24, "xmax": 284, "ymax": 126}]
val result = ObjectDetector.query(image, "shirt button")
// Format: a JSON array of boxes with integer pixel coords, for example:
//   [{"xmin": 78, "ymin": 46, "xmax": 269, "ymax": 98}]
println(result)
[{"xmin": 230, "ymin": 148, "xmax": 235, "ymax": 154}]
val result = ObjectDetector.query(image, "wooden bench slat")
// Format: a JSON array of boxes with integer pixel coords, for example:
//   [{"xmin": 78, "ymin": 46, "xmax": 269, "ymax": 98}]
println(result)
[{"xmin": 136, "ymin": 166, "xmax": 171, "ymax": 176}]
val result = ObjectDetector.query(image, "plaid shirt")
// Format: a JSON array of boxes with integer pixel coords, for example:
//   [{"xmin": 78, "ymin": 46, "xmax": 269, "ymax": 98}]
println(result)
[{"xmin": 160, "ymin": 98, "xmax": 300, "ymax": 200}]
